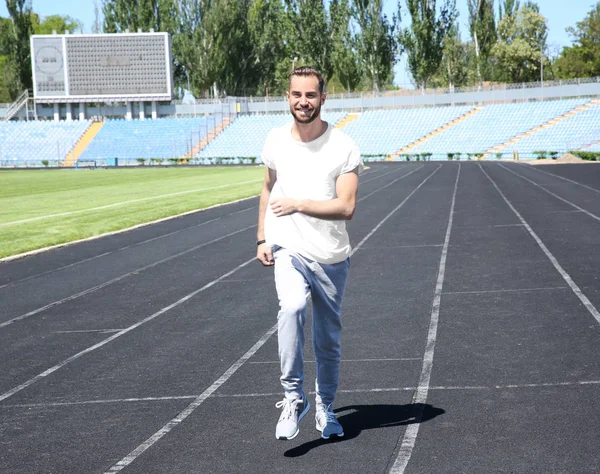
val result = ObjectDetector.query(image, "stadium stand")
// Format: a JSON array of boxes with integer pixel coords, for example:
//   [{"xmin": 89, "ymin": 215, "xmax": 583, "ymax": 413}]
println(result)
[
  {"xmin": 501, "ymin": 101, "xmax": 600, "ymax": 155},
  {"xmin": 78, "ymin": 116, "xmax": 219, "ymax": 165},
  {"xmin": 341, "ymin": 106, "xmax": 475, "ymax": 156},
  {"xmin": 408, "ymin": 98, "xmax": 591, "ymax": 158},
  {"xmin": 4, "ymin": 98, "xmax": 600, "ymax": 167},
  {"xmin": 0, "ymin": 119, "xmax": 91, "ymax": 167},
  {"xmin": 197, "ymin": 111, "xmax": 347, "ymax": 163}
]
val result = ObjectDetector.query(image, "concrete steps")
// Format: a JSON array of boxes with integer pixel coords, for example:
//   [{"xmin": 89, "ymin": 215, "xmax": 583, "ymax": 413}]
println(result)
[
  {"xmin": 335, "ymin": 113, "xmax": 360, "ymax": 129},
  {"xmin": 482, "ymin": 100, "xmax": 600, "ymax": 159},
  {"xmin": 61, "ymin": 121, "xmax": 104, "ymax": 167},
  {"xmin": 386, "ymin": 107, "xmax": 482, "ymax": 161},
  {"xmin": 185, "ymin": 117, "xmax": 233, "ymax": 159}
]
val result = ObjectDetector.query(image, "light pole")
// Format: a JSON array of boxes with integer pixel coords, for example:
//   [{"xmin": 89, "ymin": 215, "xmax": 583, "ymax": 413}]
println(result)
[
  {"xmin": 292, "ymin": 56, "xmax": 298, "ymax": 71},
  {"xmin": 541, "ymin": 42, "xmax": 545, "ymax": 99}
]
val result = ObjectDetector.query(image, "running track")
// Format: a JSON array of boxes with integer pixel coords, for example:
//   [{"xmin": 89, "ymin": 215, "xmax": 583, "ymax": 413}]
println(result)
[{"xmin": 1, "ymin": 162, "xmax": 600, "ymax": 473}]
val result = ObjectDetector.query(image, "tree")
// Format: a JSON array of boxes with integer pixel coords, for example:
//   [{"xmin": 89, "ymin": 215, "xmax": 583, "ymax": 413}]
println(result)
[
  {"xmin": 247, "ymin": 0, "xmax": 290, "ymax": 94},
  {"xmin": 102, "ymin": 0, "xmax": 176, "ymax": 33},
  {"xmin": 93, "ymin": 0, "xmax": 102, "ymax": 33},
  {"xmin": 434, "ymin": 23, "xmax": 469, "ymax": 88},
  {"xmin": 285, "ymin": 0, "xmax": 333, "ymax": 82},
  {"xmin": 5, "ymin": 0, "xmax": 33, "ymax": 94},
  {"xmin": 467, "ymin": 0, "xmax": 496, "ymax": 83},
  {"xmin": 210, "ymin": 0, "xmax": 258, "ymax": 96},
  {"xmin": 330, "ymin": 0, "xmax": 361, "ymax": 92},
  {"xmin": 173, "ymin": 0, "xmax": 219, "ymax": 96},
  {"xmin": 491, "ymin": 2, "xmax": 548, "ymax": 83},
  {"xmin": 555, "ymin": 2, "xmax": 600, "ymax": 79},
  {"xmin": 399, "ymin": 0, "xmax": 457, "ymax": 90},
  {"xmin": 498, "ymin": 0, "xmax": 519, "ymax": 22},
  {"xmin": 354, "ymin": 0, "xmax": 397, "ymax": 92},
  {"xmin": 31, "ymin": 14, "xmax": 82, "ymax": 34}
]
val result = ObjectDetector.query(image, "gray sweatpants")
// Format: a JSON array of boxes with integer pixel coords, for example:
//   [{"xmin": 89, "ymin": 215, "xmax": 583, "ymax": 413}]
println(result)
[{"xmin": 273, "ymin": 246, "xmax": 350, "ymax": 406}]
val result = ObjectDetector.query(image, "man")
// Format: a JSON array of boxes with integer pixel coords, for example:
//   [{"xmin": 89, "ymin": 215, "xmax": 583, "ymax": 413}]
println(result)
[{"xmin": 256, "ymin": 66, "xmax": 363, "ymax": 441}]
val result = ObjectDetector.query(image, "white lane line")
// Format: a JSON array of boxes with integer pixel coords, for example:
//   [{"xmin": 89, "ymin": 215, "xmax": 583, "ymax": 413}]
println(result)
[
  {"xmin": 0, "ymin": 217, "xmax": 222, "ymax": 291},
  {"xmin": 248, "ymin": 358, "xmax": 421, "ymax": 364},
  {"xmin": 443, "ymin": 286, "xmax": 569, "ymax": 295},
  {"xmin": 524, "ymin": 162, "xmax": 600, "ymax": 194},
  {"xmin": 499, "ymin": 163, "xmax": 600, "ymax": 223},
  {"xmin": 0, "ymin": 179, "xmax": 263, "ymax": 227},
  {"xmin": 103, "ymin": 324, "xmax": 280, "ymax": 473},
  {"xmin": 359, "ymin": 165, "xmax": 425, "ymax": 201},
  {"xmin": 389, "ymin": 163, "xmax": 460, "ymax": 474},
  {"xmin": 353, "ymin": 166, "xmax": 440, "ymax": 253},
  {"xmin": 0, "ymin": 225, "xmax": 256, "ymax": 329},
  {"xmin": 0, "ymin": 257, "xmax": 257, "ymax": 404},
  {"xmin": 6, "ymin": 379, "xmax": 600, "ymax": 409},
  {"xmin": 1, "ymin": 163, "xmax": 406, "ymax": 319},
  {"xmin": 360, "ymin": 166, "xmax": 407, "ymax": 185},
  {"xmin": 0, "ymin": 196, "xmax": 260, "ymax": 264},
  {"xmin": 54, "ymin": 329, "xmax": 124, "ymax": 334},
  {"xmin": 358, "ymin": 244, "xmax": 442, "ymax": 249},
  {"xmin": 481, "ymin": 163, "xmax": 600, "ymax": 325},
  {"xmin": 1, "ymin": 395, "xmax": 199, "ymax": 408},
  {"xmin": 103, "ymin": 164, "xmax": 443, "ymax": 473}
]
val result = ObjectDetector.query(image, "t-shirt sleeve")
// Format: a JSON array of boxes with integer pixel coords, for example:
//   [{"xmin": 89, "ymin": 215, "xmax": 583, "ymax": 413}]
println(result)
[
  {"xmin": 260, "ymin": 130, "xmax": 277, "ymax": 170},
  {"xmin": 340, "ymin": 140, "xmax": 364, "ymax": 175}
]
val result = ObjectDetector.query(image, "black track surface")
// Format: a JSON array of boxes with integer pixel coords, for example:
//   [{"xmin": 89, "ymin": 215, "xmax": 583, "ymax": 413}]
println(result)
[{"xmin": 1, "ymin": 162, "xmax": 599, "ymax": 473}]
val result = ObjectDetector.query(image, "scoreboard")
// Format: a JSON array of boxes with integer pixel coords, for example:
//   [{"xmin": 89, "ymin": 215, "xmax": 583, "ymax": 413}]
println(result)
[{"xmin": 31, "ymin": 32, "xmax": 173, "ymax": 103}]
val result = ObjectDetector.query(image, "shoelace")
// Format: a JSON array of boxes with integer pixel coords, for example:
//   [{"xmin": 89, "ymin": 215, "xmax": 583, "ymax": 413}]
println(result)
[
  {"xmin": 275, "ymin": 398, "xmax": 299, "ymax": 420},
  {"xmin": 319, "ymin": 404, "xmax": 338, "ymax": 423}
]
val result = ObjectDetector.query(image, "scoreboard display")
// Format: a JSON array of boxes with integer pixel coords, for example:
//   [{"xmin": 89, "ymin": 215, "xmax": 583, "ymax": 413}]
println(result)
[{"xmin": 31, "ymin": 33, "xmax": 173, "ymax": 103}]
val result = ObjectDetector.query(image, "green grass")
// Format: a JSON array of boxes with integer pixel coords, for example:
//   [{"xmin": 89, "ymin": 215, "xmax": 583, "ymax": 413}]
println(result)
[{"xmin": 0, "ymin": 167, "xmax": 265, "ymax": 258}]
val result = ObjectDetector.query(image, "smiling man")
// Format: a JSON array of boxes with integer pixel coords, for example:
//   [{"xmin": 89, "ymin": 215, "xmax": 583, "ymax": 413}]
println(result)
[{"xmin": 256, "ymin": 66, "xmax": 363, "ymax": 441}]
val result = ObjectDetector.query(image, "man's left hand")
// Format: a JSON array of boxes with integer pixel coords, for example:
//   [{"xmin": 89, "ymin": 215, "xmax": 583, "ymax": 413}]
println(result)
[{"xmin": 270, "ymin": 197, "xmax": 300, "ymax": 217}]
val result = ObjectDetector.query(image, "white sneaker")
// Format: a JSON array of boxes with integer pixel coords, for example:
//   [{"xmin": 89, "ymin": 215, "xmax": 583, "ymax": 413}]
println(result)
[
  {"xmin": 315, "ymin": 403, "xmax": 344, "ymax": 439},
  {"xmin": 275, "ymin": 394, "xmax": 310, "ymax": 440}
]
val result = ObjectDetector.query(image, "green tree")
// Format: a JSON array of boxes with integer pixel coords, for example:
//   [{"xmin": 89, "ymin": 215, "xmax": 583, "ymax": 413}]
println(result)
[
  {"xmin": 498, "ymin": 0, "xmax": 519, "ymax": 21},
  {"xmin": 399, "ymin": 0, "xmax": 457, "ymax": 90},
  {"xmin": 102, "ymin": 0, "xmax": 176, "ymax": 33},
  {"xmin": 330, "ymin": 0, "xmax": 361, "ymax": 92},
  {"xmin": 31, "ymin": 14, "xmax": 82, "ymax": 34},
  {"xmin": 248, "ymin": 0, "xmax": 289, "ymax": 94},
  {"xmin": 174, "ymin": 0, "xmax": 218, "ymax": 96},
  {"xmin": 555, "ymin": 2, "xmax": 600, "ymax": 79},
  {"xmin": 5, "ymin": 0, "xmax": 33, "ymax": 94},
  {"xmin": 467, "ymin": 0, "xmax": 496, "ymax": 83},
  {"xmin": 285, "ymin": 0, "xmax": 333, "ymax": 82},
  {"xmin": 354, "ymin": 0, "xmax": 397, "ymax": 92},
  {"xmin": 491, "ymin": 2, "xmax": 547, "ymax": 83},
  {"xmin": 433, "ymin": 23, "xmax": 469, "ymax": 88},
  {"xmin": 211, "ymin": 0, "xmax": 258, "ymax": 95}
]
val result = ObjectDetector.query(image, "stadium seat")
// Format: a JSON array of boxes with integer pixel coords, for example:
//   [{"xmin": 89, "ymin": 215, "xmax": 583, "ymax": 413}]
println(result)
[{"xmin": 0, "ymin": 120, "xmax": 91, "ymax": 167}]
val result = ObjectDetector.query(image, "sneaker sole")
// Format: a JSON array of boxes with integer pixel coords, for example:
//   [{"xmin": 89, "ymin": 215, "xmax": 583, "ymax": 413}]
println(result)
[{"xmin": 276, "ymin": 399, "xmax": 310, "ymax": 440}]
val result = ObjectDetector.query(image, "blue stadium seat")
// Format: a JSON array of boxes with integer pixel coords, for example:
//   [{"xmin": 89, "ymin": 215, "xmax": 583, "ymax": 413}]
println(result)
[
  {"xmin": 410, "ymin": 99, "xmax": 591, "ymax": 158},
  {"xmin": 79, "ymin": 116, "xmax": 219, "ymax": 164},
  {"xmin": 197, "ymin": 111, "xmax": 347, "ymax": 162},
  {"xmin": 342, "ymin": 106, "xmax": 474, "ymax": 156},
  {"xmin": 0, "ymin": 120, "xmax": 90, "ymax": 167}
]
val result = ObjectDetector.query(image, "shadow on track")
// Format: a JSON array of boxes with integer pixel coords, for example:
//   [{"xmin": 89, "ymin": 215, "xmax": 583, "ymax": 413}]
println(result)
[{"xmin": 284, "ymin": 402, "xmax": 445, "ymax": 457}]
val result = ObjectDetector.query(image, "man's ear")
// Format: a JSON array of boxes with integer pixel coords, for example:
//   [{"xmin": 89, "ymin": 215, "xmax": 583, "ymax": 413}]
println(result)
[{"xmin": 321, "ymin": 92, "xmax": 327, "ymax": 105}]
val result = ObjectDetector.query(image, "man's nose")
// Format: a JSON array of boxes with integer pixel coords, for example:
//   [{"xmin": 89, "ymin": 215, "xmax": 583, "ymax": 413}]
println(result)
[{"xmin": 299, "ymin": 95, "xmax": 309, "ymax": 106}]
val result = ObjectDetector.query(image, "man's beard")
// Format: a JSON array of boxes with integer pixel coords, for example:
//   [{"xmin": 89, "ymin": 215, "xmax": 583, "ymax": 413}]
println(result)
[{"xmin": 290, "ymin": 103, "xmax": 321, "ymax": 124}]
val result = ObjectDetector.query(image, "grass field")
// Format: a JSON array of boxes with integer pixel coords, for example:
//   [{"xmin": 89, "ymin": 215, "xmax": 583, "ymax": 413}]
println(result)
[{"xmin": 0, "ymin": 167, "xmax": 265, "ymax": 259}]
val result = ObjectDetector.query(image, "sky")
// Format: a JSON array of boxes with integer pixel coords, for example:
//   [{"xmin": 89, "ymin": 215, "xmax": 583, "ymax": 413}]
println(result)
[{"xmin": 0, "ymin": 0, "xmax": 595, "ymax": 87}]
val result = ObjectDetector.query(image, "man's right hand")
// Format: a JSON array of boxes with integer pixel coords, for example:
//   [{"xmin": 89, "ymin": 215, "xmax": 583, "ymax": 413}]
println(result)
[{"xmin": 257, "ymin": 243, "xmax": 274, "ymax": 266}]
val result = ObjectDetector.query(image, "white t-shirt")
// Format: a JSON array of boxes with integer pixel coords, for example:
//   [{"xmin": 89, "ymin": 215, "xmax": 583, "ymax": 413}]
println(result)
[{"xmin": 261, "ymin": 121, "xmax": 364, "ymax": 264}]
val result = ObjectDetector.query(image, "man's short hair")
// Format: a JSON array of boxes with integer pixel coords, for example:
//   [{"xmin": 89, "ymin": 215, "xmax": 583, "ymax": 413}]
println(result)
[{"xmin": 288, "ymin": 66, "xmax": 325, "ymax": 94}]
